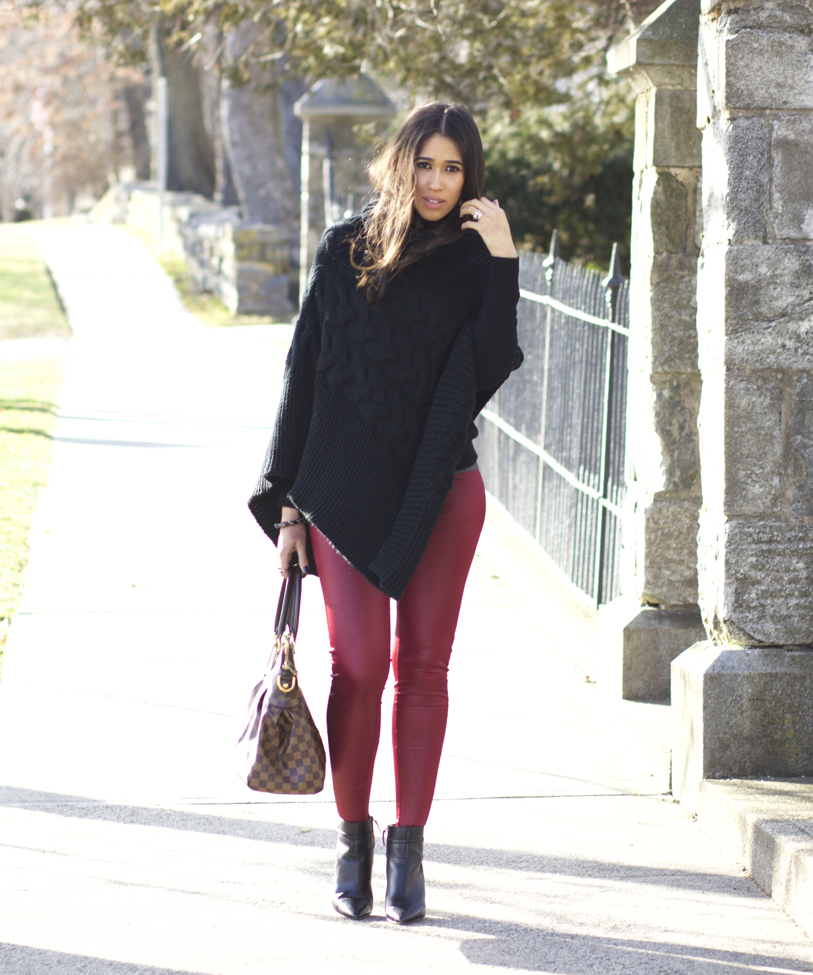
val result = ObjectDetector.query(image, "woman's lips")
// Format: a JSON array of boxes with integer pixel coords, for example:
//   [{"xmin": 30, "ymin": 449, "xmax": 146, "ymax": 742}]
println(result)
[{"xmin": 422, "ymin": 197, "xmax": 445, "ymax": 209}]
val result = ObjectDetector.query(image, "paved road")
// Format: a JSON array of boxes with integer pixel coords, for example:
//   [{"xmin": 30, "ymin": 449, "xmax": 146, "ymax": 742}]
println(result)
[{"xmin": 1, "ymin": 223, "xmax": 811, "ymax": 974}]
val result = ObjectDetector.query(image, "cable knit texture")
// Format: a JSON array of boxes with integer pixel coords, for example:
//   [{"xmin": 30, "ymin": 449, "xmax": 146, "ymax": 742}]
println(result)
[{"xmin": 248, "ymin": 215, "xmax": 522, "ymax": 599}]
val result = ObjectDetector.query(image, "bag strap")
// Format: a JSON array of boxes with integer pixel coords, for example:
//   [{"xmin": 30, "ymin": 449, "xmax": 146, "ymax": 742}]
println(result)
[{"xmin": 274, "ymin": 560, "xmax": 302, "ymax": 641}]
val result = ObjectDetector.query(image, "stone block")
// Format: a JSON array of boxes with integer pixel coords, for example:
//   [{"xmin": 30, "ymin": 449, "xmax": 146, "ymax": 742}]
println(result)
[
  {"xmin": 772, "ymin": 116, "xmax": 813, "ymax": 240},
  {"xmin": 649, "ymin": 254, "xmax": 700, "ymax": 373},
  {"xmin": 601, "ymin": 598, "xmax": 707, "ymax": 702},
  {"xmin": 634, "ymin": 88, "xmax": 702, "ymax": 171},
  {"xmin": 700, "ymin": 519, "xmax": 813, "ymax": 646},
  {"xmin": 656, "ymin": 376, "xmax": 701, "ymax": 491},
  {"xmin": 725, "ymin": 31, "xmax": 813, "ymax": 110},
  {"xmin": 715, "ymin": 244, "xmax": 813, "ymax": 371},
  {"xmin": 642, "ymin": 376, "xmax": 702, "ymax": 494},
  {"xmin": 721, "ymin": 2, "xmax": 813, "ymax": 29},
  {"xmin": 625, "ymin": 373, "xmax": 701, "ymax": 546},
  {"xmin": 724, "ymin": 374, "xmax": 783, "ymax": 515},
  {"xmin": 673, "ymin": 642, "xmax": 813, "ymax": 811},
  {"xmin": 232, "ymin": 225, "xmax": 290, "ymax": 271},
  {"xmin": 639, "ymin": 497, "xmax": 700, "ymax": 605},
  {"xmin": 610, "ymin": 0, "xmax": 700, "ymax": 93},
  {"xmin": 628, "ymin": 255, "xmax": 699, "ymax": 376},
  {"xmin": 650, "ymin": 171, "xmax": 690, "ymax": 254},
  {"xmin": 724, "ymin": 321, "xmax": 813, "ymax": 373},
  {"xmin": 792, "ymin": 372, "xmax": 813, "ymax": 519},
  {"xmin": 232, "ymin": 265, "xmax": 292, "ymax": 317},
  {"xmin": 700, "ymin": 116, "xmax": 768, "ymax": 245}
]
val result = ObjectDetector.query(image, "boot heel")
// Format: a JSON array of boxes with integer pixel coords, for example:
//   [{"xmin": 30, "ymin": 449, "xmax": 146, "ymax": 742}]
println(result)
[
  {"xmin": 385, "ymin": 825, "xmax": 426, "ymax": 923},
  {"xmin": 332, "ymin": 816, "xmax": 374, "ymax": 919}
]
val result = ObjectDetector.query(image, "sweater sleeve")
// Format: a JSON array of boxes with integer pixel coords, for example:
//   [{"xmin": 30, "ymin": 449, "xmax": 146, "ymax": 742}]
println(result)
[
  {"xmin": 247, "ymin": 258, "xmax": 323, "ymax": 541},
  {"xmin": 473, "ymin": 256, "xmax": 520, "ymax": 390}
]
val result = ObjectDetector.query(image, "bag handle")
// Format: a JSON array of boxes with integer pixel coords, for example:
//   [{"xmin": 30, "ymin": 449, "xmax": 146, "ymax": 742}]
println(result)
[{"xmin": 274, "ymin": 557, "xmax": 302, "ymax": 641}]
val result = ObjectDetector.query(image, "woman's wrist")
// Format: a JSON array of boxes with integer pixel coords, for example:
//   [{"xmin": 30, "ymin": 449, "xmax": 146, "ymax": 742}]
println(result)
[
  {"xmin": 488, "ymin": 241, "xmax": 518, "ymax": 259},
  {"xmin": 276, "ymin": 505, "xmax": 304, "ymax": 530}
]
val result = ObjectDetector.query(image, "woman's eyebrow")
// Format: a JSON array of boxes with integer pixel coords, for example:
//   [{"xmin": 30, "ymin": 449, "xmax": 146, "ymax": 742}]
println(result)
[{"xmin": 416, "ymin": 154, "xmax": 464, "ymax": 165}]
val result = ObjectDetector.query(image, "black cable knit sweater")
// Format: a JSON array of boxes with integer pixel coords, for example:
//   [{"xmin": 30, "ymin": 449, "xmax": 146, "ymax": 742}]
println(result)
[{"xmin": 248, "ymin": 215, "xmax": 522, "ymax": 599}]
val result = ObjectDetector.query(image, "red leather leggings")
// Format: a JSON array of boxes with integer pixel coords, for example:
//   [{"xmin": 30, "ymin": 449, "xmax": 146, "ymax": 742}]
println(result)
[{"xmin": 310, "ymin": 470, "xmax": 486, "ymax": 827}]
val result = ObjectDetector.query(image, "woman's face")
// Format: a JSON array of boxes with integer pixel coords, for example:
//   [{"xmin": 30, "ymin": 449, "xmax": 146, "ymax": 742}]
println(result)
[{"xmin": 413, "ymin": 133, "xmax": 465, "ymax": 222}]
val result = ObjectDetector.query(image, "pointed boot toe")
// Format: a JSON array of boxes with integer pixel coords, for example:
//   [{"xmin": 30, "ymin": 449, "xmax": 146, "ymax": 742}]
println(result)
[
  {"xmin": 385, "ymin": 825, "xmax": 426, "ymax": 923},
  {"xmin": 332, "ymin": 891, "xmax": 373, "ymax": 920},
  {"xmin": 332, "ymin": 816, "xmax": 374, "ymax": 920}
]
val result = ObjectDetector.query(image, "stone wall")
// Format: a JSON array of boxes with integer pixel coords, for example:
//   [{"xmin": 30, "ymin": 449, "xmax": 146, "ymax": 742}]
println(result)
[
  {"xmin": 695, "ymin": 0, "xmax": 813, "ymax": 647},
  {"xmin": 672, "ymin": 0, "xmax": 813, "ymax": 811},
  {"xmin": 92, "ymin": 182, "xmax": 294, "ymax": 319}
]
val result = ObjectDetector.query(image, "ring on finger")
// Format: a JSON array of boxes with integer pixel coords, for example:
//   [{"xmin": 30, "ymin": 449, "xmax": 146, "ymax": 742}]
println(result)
[{"xmin": 472, "ymin": 209, "xmax": 483, "ymax": 222}]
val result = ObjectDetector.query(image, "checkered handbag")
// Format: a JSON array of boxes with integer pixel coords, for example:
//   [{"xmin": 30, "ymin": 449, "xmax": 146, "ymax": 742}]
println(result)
[{"xmin": 233, "ymin": 564, "xmax": 326, "ymax": 794}]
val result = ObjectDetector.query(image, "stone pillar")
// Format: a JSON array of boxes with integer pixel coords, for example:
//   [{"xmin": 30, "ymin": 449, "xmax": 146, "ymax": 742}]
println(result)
[
  {"xmin": 603, "ymin": 0, "xmax": 706, "ymax": 703},
  {"xmin": 672, "ymin": 0, "xmax": 813, "ymax": 811},
  {"xmin": 294, "ymin": 76, "xmax": 395, "ymax": 303}
]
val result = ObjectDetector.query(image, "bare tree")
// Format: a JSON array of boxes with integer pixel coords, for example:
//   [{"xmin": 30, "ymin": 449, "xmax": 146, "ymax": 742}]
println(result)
[{"xmin": 0, "ymin": 6, "xmax": 146, "ymax": 219}]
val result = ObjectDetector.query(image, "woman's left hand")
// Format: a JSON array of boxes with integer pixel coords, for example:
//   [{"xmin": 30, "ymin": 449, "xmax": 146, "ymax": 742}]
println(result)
[{"xmin": 460, "ymin": 198, "xmax": 518, "ymax": 259}]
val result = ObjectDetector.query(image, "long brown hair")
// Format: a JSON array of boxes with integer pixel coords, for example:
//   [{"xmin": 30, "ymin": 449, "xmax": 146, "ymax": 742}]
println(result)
[{"xmin": 351, "ymin": 102, "xmax": 485, "ymax": 300}]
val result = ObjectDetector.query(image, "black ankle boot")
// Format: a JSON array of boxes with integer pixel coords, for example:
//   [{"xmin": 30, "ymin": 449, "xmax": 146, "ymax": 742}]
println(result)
[
  {"xmin": 385, "ymin": 825, "xmax": 426, "ymax": 923},
  {"xmin": 332, "ymin": 816, "xmax": 374, "ymax": 919}
]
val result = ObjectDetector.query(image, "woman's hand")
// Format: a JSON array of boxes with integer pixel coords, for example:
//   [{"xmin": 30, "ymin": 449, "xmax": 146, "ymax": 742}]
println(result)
[
  {"xmin": 460, "ymin": 198, "xmax": 518, "ymax": 259},
  {"xmin": 277, "ymin": 506, "xmax": 310, "ymax": 579}
]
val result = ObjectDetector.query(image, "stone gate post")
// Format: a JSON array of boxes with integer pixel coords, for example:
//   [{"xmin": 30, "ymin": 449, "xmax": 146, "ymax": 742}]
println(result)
[
  {"xmin": 604, "ymin": 0, "xmax": 706, "ymax": 703},
  {"xmin": 672, "ymin": 0, "xmax": 813, "ymax": 811},
  {"xmin": 294, "ymin": 76, "xmax": 395, "ymax": 304}
]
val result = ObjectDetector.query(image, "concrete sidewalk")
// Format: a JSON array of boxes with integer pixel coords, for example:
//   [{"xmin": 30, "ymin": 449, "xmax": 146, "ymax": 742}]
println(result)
[{"xmin": 1, "ymin": 223, "xmax": 812, "ymax": 974}]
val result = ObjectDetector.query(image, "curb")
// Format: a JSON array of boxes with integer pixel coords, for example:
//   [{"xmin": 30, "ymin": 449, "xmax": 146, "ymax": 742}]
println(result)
[{"xmin": 698, "ymin": 778, "xmax": 813, "ymax": 937}]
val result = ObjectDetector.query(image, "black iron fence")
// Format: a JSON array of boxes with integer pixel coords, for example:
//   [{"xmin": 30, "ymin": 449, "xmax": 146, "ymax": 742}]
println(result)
[{"xmin": 477, "ymin": 232, "xmax": 629, "ymax": 605}]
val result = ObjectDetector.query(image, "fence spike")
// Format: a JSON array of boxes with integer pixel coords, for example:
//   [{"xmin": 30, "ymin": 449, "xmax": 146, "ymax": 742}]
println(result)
[
  {"xmin": 543, "ymin": 229, "xmax": 560, "ymax": 264},
  {"xmin": 601, "ymin": 242, "xmax": 624, "ymax": 289},
  {"xmin": 601, "ymin": 242, "xmax": 625, "ymax": 319},
  {"xmin": 542, "ymin": 229, "xmax": 559, "ymax": 284}
]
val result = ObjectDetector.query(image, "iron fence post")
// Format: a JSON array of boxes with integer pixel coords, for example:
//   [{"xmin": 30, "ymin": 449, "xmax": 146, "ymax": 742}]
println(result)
[
  {"xmin": 594, "ymin": 243, "xmax": 625, "ymax": 604},
  {"xmin": 535, "ymin": 230, "xmax": 559, "ymax": 545}
]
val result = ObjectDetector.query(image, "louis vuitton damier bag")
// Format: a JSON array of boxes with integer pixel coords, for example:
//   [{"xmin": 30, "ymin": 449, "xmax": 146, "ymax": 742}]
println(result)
[{"xmin": 233, "ymin": 563, "xmax": 326, "ymax": 794}]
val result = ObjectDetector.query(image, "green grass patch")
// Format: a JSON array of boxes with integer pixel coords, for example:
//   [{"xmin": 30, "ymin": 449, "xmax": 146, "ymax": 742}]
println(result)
[
  {"xmin": 0, "ymin": 359, "xmax": 64, "ymax": 674},
  {"xmin": 0, "ymin": 220, "xmax": 69, "ymax": 675},
  {"xmin": 0, "ymin": 223, "xmax": 71, "ymax": 341},
  {"xmin": 124, "ymin": 225, "xmax": 288, "ymax": 328}
]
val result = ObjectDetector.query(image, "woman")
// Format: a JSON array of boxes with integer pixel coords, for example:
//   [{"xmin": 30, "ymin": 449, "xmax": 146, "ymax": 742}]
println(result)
[{"xmin": 249, "ymin": 102, "xmax": 522, "ymax": 923}]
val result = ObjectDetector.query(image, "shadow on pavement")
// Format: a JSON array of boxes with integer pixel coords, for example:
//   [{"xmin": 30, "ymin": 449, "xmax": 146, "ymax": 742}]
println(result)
[
  {"xmin": 0, "ymin": 785, "xmax": 772, "ymax": 896},
  {"xmin": 447, "ymin": 918, "xmax": 813, "ymax": 973},
  {"xmin": 0, "ymin": 943, "xmax": 207, "ymax": 975}
]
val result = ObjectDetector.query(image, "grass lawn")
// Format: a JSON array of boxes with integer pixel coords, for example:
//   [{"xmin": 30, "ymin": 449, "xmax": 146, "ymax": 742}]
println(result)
[
  {"xmin": 0, "ymin": 222, "xmax": 71, "ymax": 340},
  {"xmin": 0, "ymin": 221, "xmax": 68, "ymax": 675}
]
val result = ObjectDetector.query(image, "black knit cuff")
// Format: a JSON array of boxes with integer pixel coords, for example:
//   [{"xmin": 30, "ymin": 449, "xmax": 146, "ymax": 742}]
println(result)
[{"xmin": 487, "ymin": 256, "xmax": 520, "ymax": 299}]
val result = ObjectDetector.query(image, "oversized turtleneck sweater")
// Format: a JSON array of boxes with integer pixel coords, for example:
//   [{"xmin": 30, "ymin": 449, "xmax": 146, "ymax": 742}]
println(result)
[{"xmin": 249, "ymin": 215, "xmax": 522, "ymax": 600}]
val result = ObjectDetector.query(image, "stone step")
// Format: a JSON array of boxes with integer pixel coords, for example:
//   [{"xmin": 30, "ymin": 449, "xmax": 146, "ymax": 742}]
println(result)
[{"xmin": 698, "ymin": 778, "xmax": 813, "ymax": 937}]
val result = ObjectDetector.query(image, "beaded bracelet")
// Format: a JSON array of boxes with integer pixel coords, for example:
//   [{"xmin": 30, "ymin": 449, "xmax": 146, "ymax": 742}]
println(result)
[{"xmin": 275, "ymin": 517, "xmax": 306, "ymax": 529}]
